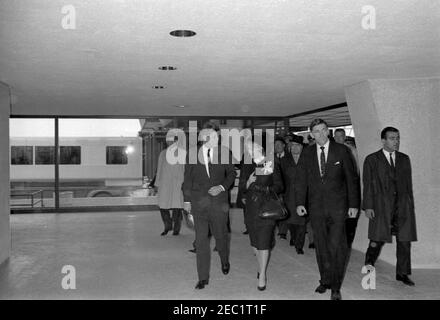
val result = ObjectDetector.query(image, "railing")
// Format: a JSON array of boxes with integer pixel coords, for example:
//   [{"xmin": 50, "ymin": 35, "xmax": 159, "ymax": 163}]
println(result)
[{"xmin": 10, "ymin": 190, "xmax": 44, "ymax": 208}]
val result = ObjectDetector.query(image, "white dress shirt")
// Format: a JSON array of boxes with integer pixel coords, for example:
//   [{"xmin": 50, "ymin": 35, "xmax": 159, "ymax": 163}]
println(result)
[
  {"xmin": 316, "ymin": 140, "xmax": 330, "ymax": 174},
  {"xmin": 382, "ymin": 149, "xmax": 396, "ymax": 166},
  {"xmin": 202, "ymin": 145, "xmax": 213, "ymax": 177}
]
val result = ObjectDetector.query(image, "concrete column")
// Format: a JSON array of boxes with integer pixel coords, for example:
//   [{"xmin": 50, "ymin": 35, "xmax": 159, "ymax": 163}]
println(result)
[
  {"xmin": 345, "ymin": 78, "xmax": 440, "ymax": 268},
  {"xmin": 0, "ymin": 83, "xmax": 11, "ymax": 265}
]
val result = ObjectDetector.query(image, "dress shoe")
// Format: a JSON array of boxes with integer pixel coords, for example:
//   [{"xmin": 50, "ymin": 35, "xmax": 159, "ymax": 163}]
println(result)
[
  {"xmin": 221, "ymin": 262, "xmax": 230, "ymax": 275},
  {"xmin": 195, "ymin": 280, "xmax": 209, "ymax": 290},
  {"xmin": 172, "ymin": 231, "xmax": 179, "ymax": 236},
  {"xmin": 309, "ymin": 243, "xmax": 315, "ymax": 249},
  {"xmin": 296, "ymin": 248, "xmax": 304, "ymax": 255},
  {"xmin": 331, "ymin": 290, "xmax": 342, "ymax": 300},
  {"xmin": 188, "ymin": 248, "xmax": 196, "ymax": 253},
  {"xmin": 160, "ymin": 229, "xmax": 171, "ymax": 236},
  {"xmin": 315, "ymin": 283, "xmax": 330, "ymax": 294},
  {"xmin": 396, "ymin": 274, "xmax": 415, "ymax": 286}
]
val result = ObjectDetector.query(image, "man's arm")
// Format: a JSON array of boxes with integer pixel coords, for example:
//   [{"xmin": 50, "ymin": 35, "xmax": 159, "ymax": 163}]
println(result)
[
  {"xmin": 221, "ymin": 162, "xmax": 237, "ymax": 191},
  {"xmin": 406, "ymin": 156, "xmax": 415, "ymax": 203},
  {"xmin": 182, "ymin": 164, "xmax": 194, "ymax": 203},
  {"xmin": 270, "ymin": 160, "xmax": 284, "ymax": 194},
  {"xmin": 362, "ymin": 156, "xmax": 374, "ymax": 210},
  {"xmin": 295, "ymin": 150, "xmax": 308, "ymax": 207},
  {"xmin": 342, "ymin": 145, "xmax": 360, "ymax": 209}
]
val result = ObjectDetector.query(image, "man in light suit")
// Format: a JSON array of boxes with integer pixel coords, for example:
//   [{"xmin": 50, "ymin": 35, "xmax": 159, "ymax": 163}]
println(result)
[
  {"xmin": 182, "ymin": 121, "xmax": 236, "ymax": 289},
  {"xmin": 296, "ymin": 118, "xmax": 360, "ymax": 300}
]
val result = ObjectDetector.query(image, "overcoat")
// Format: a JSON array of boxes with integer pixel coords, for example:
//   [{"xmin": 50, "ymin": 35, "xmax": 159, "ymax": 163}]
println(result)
[
  {"xmin": 155, "ymin": 147, "xmax": 185, "ymax": 209},
  {"xmin": 362, "ymin": 150, "xmax": 417, "ymax": 242},
  {"xmin": 279, "ymin": 153, "xmax": 306, "ymax": 225}
]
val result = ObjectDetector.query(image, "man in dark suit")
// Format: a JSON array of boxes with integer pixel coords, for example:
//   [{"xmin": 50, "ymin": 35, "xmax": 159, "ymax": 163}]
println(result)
[
  {"xmin": 182, "ymin": 121, "xmax": 237, "ymax": 289},
  {"xmin": 296, "ymin": 119, "xmax": 360, "ymax": 300},
  {"xmin": 363, "ymin": 127, "xmax": 417, "ymax": 286}
]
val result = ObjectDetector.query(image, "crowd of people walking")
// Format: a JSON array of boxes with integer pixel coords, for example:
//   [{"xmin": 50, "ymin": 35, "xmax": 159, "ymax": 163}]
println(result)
[{"xmin": 154, "ymin": 119, "xmax": 417, "ymax": 300}]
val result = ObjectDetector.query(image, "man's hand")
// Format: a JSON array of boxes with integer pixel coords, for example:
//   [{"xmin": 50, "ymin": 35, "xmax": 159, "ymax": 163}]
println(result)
[
  {"xmin": 246, "ymin": 172, "xmax": 256, "ymax": 189},
  {"xmin": 365, "ymin": 209, "xmax": 375, "ymax": 220},
  {"xmin": 208, "ymin": 185, "xmax": 224, "ymax": 197},
  {"xmin": 348, "ymin": 208, "xmax": 359, "ymax": 218},
  {"xmin": 183, "ymin": 202, "xmax": 191, "ymax": 213},
  {"xmin": 296, "ymin": 205, "xmax": 307, "ymax": 216}
]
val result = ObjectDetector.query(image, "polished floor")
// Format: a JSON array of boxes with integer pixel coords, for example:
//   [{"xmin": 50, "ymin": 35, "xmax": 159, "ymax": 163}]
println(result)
[{"xmin": 0, "ymin": 209, "xmax": 439, "ymax": 300}]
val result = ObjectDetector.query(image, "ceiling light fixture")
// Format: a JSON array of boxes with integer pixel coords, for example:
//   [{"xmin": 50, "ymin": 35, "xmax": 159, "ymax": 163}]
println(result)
[
  {"xmin": 170, "ymin": 30, "xmax": 196, "ymax": 37},
  {"xmin": 152, "ymin": 85, "xmax": 166, "ymax": 89},
  {"xmin": 158, "ymin": 66, "xmax": 177, "ymax": 70}
]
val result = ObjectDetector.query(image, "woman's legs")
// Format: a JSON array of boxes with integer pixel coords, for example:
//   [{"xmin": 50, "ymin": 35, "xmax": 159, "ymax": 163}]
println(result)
[{"xmin": 256, "ymin": 249, "xmax": 270, "ymax": 287}]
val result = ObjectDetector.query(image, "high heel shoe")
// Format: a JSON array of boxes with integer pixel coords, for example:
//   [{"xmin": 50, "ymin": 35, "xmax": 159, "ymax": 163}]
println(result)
[
  {"xmin": 257, "ymin": 272, "xmax": 266, "ymax": 291},
  {"xmin": 258, "ymin": 284, "xmax": 266, "ymax": 291}
]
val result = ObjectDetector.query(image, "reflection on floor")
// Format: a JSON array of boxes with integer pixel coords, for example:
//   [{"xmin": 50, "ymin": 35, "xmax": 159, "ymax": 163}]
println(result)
[
  {"xmin": 1, "ymin": 209, "xmax": 439, "ymax": 300},
  {"xmin": 11, "ymin": 195, "xmax": 158, "ymax": 209}
]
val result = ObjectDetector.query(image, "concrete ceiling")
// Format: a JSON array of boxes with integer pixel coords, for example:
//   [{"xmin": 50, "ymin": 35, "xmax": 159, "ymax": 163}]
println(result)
[{"xmin": 0, "ymin": 0, "xmax": 439, "ymax": 117}]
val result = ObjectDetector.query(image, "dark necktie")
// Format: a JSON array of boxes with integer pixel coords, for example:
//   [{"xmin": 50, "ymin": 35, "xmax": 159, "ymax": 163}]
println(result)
[
  {"xmin": 207, "ymin": 148, "xmax": 211, "ymax": 164},
  {"xmin": 389, "ymin": 152, "xmax": 394, "ymax": 168},
  {"xmin": 320, "ymin": 146, "xmax": 326, "ymax": 177}
]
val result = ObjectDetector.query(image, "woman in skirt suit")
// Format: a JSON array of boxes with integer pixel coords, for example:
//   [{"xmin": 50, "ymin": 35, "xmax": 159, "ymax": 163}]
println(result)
[{"xmin": 239, "ymin": 140, "xmax": 284, "ymax": 291}]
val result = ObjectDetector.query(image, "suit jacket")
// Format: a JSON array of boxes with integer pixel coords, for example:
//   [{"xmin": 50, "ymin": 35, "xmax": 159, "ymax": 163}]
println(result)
[
  {"xmin": 280, "ymin": 152, "xmax": 306, "ymax": 225},
  {"xmin": 236, "ymin": 158, "xmax": 253, "ymax": 209},
  {"xmin": 296, "ymin": 141, "xmax": 360, "ymax": 218},
  {"xmin": 182, "ymin": 145, "xmax": 236, "ymax": 213},
  {"xmin": 238, "ymin": 160, "xmax": 284, "ymax": 199},
  {"xmin": 363, "ymin": 150, "xmax": 417, "ymax": 242}
]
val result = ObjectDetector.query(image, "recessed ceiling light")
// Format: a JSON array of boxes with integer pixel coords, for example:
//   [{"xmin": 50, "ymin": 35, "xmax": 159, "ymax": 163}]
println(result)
[
  {"xmin": 170, "ymin": 30, "xmax": 196, "ymax": 37},
  {"xmin": 152, "ymin": 85, "xmax": 166, "ymax": 89},
  {"xmin": 158, "ymin": 66, "xmax": 177, "ymax": 70},
  {"xmin": 174, "ymin": 105, "xmax": 187, "ymax": 108}
]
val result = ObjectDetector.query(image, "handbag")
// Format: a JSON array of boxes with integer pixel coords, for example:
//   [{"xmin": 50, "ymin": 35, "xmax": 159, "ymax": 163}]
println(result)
[{"xmin": 258, "ymin": 190, "xmax": 289, "ymax": 220}]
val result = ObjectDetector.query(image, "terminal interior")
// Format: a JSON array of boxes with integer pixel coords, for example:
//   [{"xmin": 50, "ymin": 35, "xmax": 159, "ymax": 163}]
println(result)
[{"xmin": 0, "ymin": 0, "xmax": 439, "ymax": 299}]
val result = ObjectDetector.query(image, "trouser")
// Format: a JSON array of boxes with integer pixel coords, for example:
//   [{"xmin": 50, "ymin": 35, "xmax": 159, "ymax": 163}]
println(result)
[
  {"xmin": 288, "ymin": 224, "xmax": 307, "ymax": 249},
  {"xmin": 160, "ymin": 208, "xmax": 183, "ymax": 233},
  {"xmin": 193, "ymin": 207, "xmax": 230, "ymax": 281},
  {"xmin": 345, "ymin": 214, "xmax": 359, "ymax": 248},
  {"xmin": 242, "ymin": 207, "xmax": 248, "ymax": 231},
  {"xmin": 306, "ymin": 221, "xmax": 314, "ymax": 244},
  {"xmin": 278, "ymin": 220, "xmax": 289, "ymax": 235},
  {"xmin": 365, "ymin": 240, "xmax": 411, "ymax": 276},
  {"xmin": 311, "ymin": 214, "xmax": 348, "ymax": 291}
]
